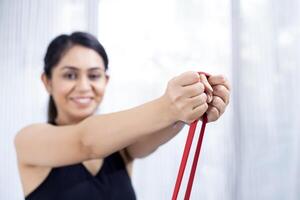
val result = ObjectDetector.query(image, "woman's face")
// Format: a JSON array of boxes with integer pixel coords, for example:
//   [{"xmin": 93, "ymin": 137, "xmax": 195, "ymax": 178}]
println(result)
[{"xmin": 42, "ymin": 45, "xmax": 109, "ymax": 124}]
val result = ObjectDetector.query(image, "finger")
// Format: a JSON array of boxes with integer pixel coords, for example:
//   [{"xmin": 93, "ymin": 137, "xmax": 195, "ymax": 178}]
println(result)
[
  {"xmin": 206, "ymin": 93, "xmax": 213, "ymax": 104},
  {"xmin": 182, "ymin": 82, "xmax": 205, "ymax": 98},
  {"xmin": 206, "ymin": 106, "xmax": 219, "ymax": 122},
  {"xmin": 189, "ymin": 103, "xmax": 208, "ymax": 122},
  {"xmin": 200, "ymin": 74, "xmax": 213, "ymax": 103},
  {"xmin": 176, "ymin": 71, "xmax": 200, "ymax": 86},
  {"xmin": 208, "ymin": 75, "xmax": 231, "ymax": 91},
  {"xmin": 212, "ymin": 85, "xmax": 230, "ymax": 105},
  {"xmin": 210, "ymin": 96, "xmax": 226, "ymax": 115},
  {"xmin": 189, "ymin": 93, "xmax": 207, "ymax": 109},
  {"xmin": 200, "ymin": 74, "xmax": 213, "ymax": 93}
]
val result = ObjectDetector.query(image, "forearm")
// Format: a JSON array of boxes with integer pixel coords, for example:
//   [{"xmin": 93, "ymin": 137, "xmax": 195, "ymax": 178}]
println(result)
[
  {"xmin": 78, "ymin": 95, "xmax": 175, "ymax": 159},
  {"xmin": 126, "ymin": 121, "xmax": 185, "ymax": 158}
]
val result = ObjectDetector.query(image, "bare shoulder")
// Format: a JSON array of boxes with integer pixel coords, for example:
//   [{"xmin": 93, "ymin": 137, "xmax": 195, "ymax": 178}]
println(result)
[
  {"xmin": 14, "ymin": 123, "xmax": 48, "ymax": 162},
  {"xmin": 18, "ymin": 123, "xmax": 53, "ymax": 133},
  {"xmin": 15, "ymin": 123, "xmax": 53, "ymax": 196},
  {"xmin": 15, "ymin": 123, "xmax": 52, "ymax": 145},
  {"xmin": 16, "ymin": 122, "xmax": 53, "ymax": 134},
  {"xmin": 14, "ymin": 121, "xmax": 88, "ymax": 168}
]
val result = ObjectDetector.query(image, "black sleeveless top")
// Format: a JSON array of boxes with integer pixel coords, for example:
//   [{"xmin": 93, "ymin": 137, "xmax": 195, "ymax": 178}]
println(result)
[{"xmin": 25, "ymin": 152, "xmax": 136, "ymax": 200}]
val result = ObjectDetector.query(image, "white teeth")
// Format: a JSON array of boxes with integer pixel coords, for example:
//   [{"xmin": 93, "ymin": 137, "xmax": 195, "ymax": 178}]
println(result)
[{"xmin": 72, "ymin": 98, "xmax": 92, "ymax": 105}]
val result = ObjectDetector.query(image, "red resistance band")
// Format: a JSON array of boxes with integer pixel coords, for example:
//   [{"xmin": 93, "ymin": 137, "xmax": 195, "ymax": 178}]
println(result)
[{"xmin": 172, "ymin": 72, "xmax": 210, "ymax": 200}]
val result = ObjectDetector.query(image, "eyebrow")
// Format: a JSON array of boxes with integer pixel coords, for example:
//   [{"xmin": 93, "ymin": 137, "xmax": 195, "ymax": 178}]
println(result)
[{"xmin": 61, "ymin": 66, "xmax": 104, "ymax": 71}]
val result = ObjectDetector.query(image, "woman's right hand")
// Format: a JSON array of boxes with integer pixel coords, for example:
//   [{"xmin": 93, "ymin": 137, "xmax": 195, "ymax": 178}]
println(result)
[{"xmin": 163, "ymin": 71, "xmax": 210, "ymax": 124}]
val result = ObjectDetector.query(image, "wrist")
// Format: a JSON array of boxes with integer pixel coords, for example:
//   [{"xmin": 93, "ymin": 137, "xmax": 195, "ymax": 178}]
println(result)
[
  {"xmin": 157, "ymin": 94, "xmax": 179, "ymax": 125},
  {"xmin": 157, "ymin": 94, "xmax": 178, "ymax": 125}
]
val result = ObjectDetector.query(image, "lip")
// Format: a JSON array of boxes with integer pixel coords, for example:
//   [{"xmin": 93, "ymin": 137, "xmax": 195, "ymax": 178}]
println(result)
[
  {"xmin": 70, "ymin": 96, "xmax": 94, "ymax": 107},
  {"xmin": 71, "ymin": 96, "xmax": 93, "ymax": 99}
]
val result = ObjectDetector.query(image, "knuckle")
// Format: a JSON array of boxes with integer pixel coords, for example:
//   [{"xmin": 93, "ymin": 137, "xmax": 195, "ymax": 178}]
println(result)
[
  {"xmin": 208, "ymin": 108, "xmax": 219, "ymax": 122},
  {"xmin": 219, "ymin": 75, "xmax": 226, "ymax": 82},
  {"xmin": 212, "ymin": 85, "xmax": 219, "ymax": 93},
  {"xmin": 212, "ymin": 106, "xmax": 220, "ymax": 115},
  {"xmin": 211, "ymin": 98, "xmax": 218, "ymax": 107},
  {"xmin": 192, "ymin": 84, "xmax": 201, "ymax": 95},
  {"xmin": 190, "ymin": 83, "xmax": 204, "ymax": 96},
  {"xmin": 201, "ymin": 93, "xmax": 207, "ymax": 103},
  {"xmin": 217, "ymin": 85, "xmax": 224, "ymax": 92},
  {"xmin": 215, "ymin": 85, "xmax": 225, "ymax": 93},
  {"xmin": 203, "ymin": 102, "xmax": 208, "ymax": 110},
  {"xmin": 198, "ymin": 82, "xmax": 205, "ymax": 92},
  {"xmin": 192, "ymin": 71, "xmax": 200, "ymax": 79},
  {"xmin": 187, "ymin": 71, "xmax": 200, "ymax": 81},
  {"xmin": 213, "ymin": 96, "xmax": 221, "ymax": 106}
]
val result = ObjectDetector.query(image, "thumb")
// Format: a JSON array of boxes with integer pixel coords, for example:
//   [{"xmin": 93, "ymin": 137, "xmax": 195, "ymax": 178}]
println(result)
[{"xmin": 200, "ymin": 74, "xmax": 213, "ymax": 103}]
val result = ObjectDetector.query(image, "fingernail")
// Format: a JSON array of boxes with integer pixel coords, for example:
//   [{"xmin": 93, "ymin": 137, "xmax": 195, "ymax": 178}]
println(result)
[{"xmin": 208, "ymin": 85, "xmax": 213, "ymax": 93}]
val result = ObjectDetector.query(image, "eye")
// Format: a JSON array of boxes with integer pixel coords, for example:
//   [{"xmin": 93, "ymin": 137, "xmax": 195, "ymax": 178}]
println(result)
[
  {"xmin": 89, "ymin": 73, "xmax": 102, "ymax": 80},
  {"xmin": 63, "ymin": 72, "xmax": 77, "ymax": 80}
]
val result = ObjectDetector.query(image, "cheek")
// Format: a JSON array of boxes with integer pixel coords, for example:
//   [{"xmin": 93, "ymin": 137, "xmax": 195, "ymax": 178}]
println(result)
[
  {"xmin": 53, "ymin": 82, "xmax": 74, "ymax": 101},
  {"xmin": 94, "ymin": 84, "xmax": 106, "ymax": 99}
]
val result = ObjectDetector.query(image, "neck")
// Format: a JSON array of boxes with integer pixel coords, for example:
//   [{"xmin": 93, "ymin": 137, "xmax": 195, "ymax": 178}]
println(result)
[{"xmin": 55, "ymin": 115, "xmax": 83, "ymax": 126}]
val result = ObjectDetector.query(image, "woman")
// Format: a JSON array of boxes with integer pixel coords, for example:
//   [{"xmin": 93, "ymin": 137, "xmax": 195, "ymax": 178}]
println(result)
[{"xmin": 15, "ymin": 32, "xmax": 230, "ymax": 200}]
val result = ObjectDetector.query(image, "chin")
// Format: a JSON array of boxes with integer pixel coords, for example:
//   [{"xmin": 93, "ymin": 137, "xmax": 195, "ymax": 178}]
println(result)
[{"xmin": 72, "ymin": 109, "xmax": 96, "ymax": 121}]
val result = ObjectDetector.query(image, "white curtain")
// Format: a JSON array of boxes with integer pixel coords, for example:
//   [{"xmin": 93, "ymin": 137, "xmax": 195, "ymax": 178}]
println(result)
[
  {"xmin": 1, "ymin": 0, "xmax": 299, "ymax": 199},
  {"xmin": 231, "ymin": 0, "xmax": 300, "ymax": 199},
  {"xmin": 0, "ymin": 0, "xmax": 99, "ymax": 199}
]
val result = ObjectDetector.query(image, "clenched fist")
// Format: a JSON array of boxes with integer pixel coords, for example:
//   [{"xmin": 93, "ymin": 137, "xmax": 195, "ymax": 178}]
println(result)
[
  {"xmin": 163, "ymin": 71, "xmax": 230, "ymax": 124},
  {"xmin": 201, "ymin": 74, "xmax": 230, "ymax": 122},
  {"xmin": 163, "ymin": 71, "xmax": 209, "ymax": 124}
]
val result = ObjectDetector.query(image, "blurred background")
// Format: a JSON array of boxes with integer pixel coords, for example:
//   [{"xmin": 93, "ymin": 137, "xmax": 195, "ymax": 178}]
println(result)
[{"xmin": 0, "ymin": 0, "xmax": 300, "ymax": 199}]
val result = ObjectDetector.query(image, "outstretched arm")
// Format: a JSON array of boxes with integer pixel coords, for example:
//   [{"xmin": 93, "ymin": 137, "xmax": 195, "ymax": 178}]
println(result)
[
  {"xmin": 125, "ymin": 122, "xmax": 185, "ymax": 159},
  {"xmin": 15, "ymin": 71, "xmax": 207, "ymax": 168}
]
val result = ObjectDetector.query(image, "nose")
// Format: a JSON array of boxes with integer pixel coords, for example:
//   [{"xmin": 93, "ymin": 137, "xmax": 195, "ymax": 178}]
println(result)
[{"xmin": 76, "ymin": 76, "xmax": 91, "ymax": 92}]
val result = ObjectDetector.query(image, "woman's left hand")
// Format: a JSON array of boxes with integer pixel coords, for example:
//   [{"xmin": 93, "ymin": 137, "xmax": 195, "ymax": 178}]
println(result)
[{"xmin": 205, "ymin": 75, "xmax": 231, "ymax": 122}]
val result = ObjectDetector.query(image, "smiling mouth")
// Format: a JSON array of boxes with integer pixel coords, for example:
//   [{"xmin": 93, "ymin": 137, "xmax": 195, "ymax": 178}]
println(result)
[{"xmin": 71, "ymin": 97, "xmax": 93, "ymax": 106}]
